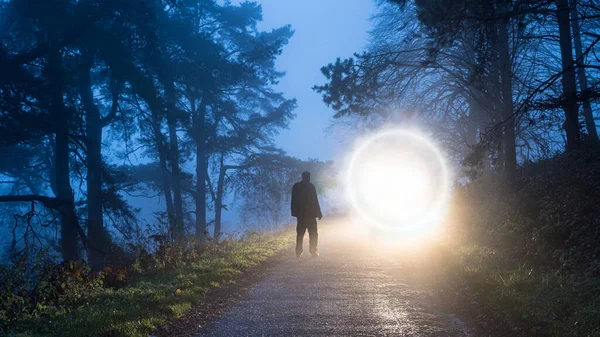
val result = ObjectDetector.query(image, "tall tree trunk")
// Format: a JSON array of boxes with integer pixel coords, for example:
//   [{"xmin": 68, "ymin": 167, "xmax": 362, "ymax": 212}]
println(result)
[
  {"xmin": 478, "ymin": 94, "xmax": 494, "ymax": 171},
  {"xmin": 570, "ymin": 2, "xmax": 599, "ymax": 145},
  {"xmin": 465, "ymin": 30, "xmax": 480, "ymax": 150},
  {"xmin": 49, "ymin": 47, "xmax": 79, "ymax": 261},
  {"xmin": 151, "ymin": 108, "xmax": 176, "ymax": 239},
  {"xmin": 486, "ymin": 38, "xmax": 502, "ymax": 173},
  {"xmin": 496, "ymin": 127, "xmax": 505, "ymax": 172},
  {"xmin": 100, "ymin": 38, "xmax": 177, "ymax": 239},
  {"xmin": 214, "ymin": 154, "xmax": 226, "ymax": 242},
  {"xmin": 165, "ymin": 80, "xmax": 185, "ymax": 242},
  {"xmin": 467, "ymin": 97, "xmax": 479, "ymax": 147},
  {"xmin": 497, "ymin": 11, "xmax": 517, "ymax": 180},
  {"xmin": 80, "ymin": 51, "xmax": 107, "ymax": 270},
  {"xmin": 557, "ymin": 0, "xmax": 581, "ymax": 150},
  {"xmin": 194, "ymin": 102, "xmax": 207, "ymax": 243}
]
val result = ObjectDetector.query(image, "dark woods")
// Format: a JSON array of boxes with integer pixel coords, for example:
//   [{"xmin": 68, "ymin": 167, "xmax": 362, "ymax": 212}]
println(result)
[
  {"xmin": 315, "ymin": 0, "xmax": 600, "ymax": 180},
  {"xmin": 0, "ymin": 0, "xmax": 324, "ymax": 271}
]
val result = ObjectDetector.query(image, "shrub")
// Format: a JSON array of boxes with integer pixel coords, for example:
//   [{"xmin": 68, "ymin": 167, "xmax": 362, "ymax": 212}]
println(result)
[
  {"xmin": 424, "ymin": 149, "xmax": 600, "ymax": 336},
  {"xmin": 101, "ymin": 265, "xmax": 129, "ymax": 289},
  {"xmin": 0, "ymin": 249, "xmax": 102, "ymax": 332}
]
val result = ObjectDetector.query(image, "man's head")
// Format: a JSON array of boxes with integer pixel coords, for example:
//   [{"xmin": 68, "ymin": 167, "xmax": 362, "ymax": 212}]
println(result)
[{"xmin": 301, "ymin": 171, "xmax": 311, "ymax": 182}]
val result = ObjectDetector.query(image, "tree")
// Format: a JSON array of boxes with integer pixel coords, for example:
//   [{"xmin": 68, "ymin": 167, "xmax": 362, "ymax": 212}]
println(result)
[
  {"xmin": 0, "ymin": 0, "xmax": 295, "ymax": 265},
  {"xmin": 170, "ymin": 1, "xmax": 294, "ymax": 242},
  {"xmin": 570, "ymin": 0, "xmax": 600, "ymax": 145},
  {"xmin": 315, "ymin": 0, "xmax": 600, "ymax": 182},
  {"xmin": 557, "ymin": 0, "xmax": 582, "ymax": 149}
]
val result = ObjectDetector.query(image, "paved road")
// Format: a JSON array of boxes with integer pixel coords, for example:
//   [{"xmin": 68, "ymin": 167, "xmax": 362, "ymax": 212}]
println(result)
[{"xmin": 199, "ymin": 223, "xmax": 470, "ymax": 337}]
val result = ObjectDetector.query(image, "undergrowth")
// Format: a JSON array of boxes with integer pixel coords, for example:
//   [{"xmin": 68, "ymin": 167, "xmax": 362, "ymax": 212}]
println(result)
[
  {"xmin": 0, "ymin": 231, "xmax": 293, "ymax": 337},
  {"xmin": 412, "ymin": 150, "xmax": 600, "ymax": 336}
]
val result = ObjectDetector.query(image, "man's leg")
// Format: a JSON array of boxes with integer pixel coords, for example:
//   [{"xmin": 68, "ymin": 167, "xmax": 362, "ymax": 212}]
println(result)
[
  {"xmin": 308, "ymin": 218, "xmax": 318, "ymax": 256},
  {"xmin": 296, "ymin": 219, "xmax": 307, "ymax": 257}
]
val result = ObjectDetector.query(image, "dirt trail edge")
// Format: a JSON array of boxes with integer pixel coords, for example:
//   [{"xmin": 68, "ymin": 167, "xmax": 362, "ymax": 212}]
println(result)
[{"xmin": 153, "ymin": 243, "xmax": 292, "ymax": 337}]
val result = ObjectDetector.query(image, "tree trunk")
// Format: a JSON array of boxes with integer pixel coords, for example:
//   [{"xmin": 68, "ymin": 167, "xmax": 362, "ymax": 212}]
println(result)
[
  {"xmin": 570, "ymin": 2, "xmax": 599, "ymax": 145},
  {"xmin": 80, "ymin": 51, "xmax": 107, "ymax": 270},
  {"xmin": 151, "ymin": 108, "xmax": 176, "ymax": 240},
  {"xmin": 194, "ymin": 102, "xmax": 207, "ymax": 243},
  {"xmin": 100, "ymin": 37, "xmax": 177, "ymax": 239},
  {"xmin": 49, "ymin": 47, "xmax": 79, "ymax": 261},
  {"xmin": 465, "ymin": 30, "xmax": 480, "ymax": 150},
  {"xmin": 165, "ymin": 80, "xmax": 185, "ymax": 242},
  {"xmin": 497, "ymin": 12, "xmax": 517, "ymax": 180},
  {"xmin": 496, "ymin": 127, "xmax": 505, "ymax": 172},
  {"xmin": 486, "ymin": 36, "xmax": 502, "ymax": 173},
  {"xmin": 214, "ymin": 154, "xmax": 226, "ymax": 242},
  {"xmin": 478, "ymin": 98, "xmax": 493, "ymax": 171},
  {"xmin": 467, "ymin": 97, "xmax": 479, "ymax": 147},
  {"xmin": 557, "ymin": 0, "xmax": 581, "ymax": 150}
]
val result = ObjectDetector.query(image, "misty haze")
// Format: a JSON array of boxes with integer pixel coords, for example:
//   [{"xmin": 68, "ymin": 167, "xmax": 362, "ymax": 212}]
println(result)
[{"xmin": 1, "ymin": 0, "xmax": 600, "ymax": 336}]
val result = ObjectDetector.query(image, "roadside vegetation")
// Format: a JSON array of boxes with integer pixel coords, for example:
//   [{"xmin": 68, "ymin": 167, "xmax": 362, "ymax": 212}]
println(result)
[
  {"xmin": 411, "ymin": 150, "xmax": 600, "ymax": 336},
  {"xmin": 0, "ymin": 231, "xmax": 293, "ymax": 337}
]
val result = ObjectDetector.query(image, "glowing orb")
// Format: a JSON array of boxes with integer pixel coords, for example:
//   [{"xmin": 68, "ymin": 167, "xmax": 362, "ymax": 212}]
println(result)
[{"xmin": 346, "ymin": 129, "xmax": 449, "ymax": 233}]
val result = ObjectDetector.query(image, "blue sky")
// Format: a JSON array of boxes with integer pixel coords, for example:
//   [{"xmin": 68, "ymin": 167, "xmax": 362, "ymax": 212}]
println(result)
[{"xmin": 254, "ymin": 0, "xmax": 375, "ymax": 161}]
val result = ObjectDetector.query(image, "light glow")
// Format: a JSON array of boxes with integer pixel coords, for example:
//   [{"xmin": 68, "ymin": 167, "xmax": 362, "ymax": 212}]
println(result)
[{"xmin": 346, "ymin": 129, "xmax": 449, "ymax": 236}]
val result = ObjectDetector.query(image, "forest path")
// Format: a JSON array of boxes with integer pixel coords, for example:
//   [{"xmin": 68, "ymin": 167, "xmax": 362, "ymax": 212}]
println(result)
[{"xmin": 196, "ymin": 222, "xmax": 470, "ymax": 337}]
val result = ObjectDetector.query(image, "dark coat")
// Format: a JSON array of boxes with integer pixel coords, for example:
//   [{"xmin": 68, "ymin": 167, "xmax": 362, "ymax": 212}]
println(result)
[{"xmin": 291, "ymin": 181, "xmax": 322, "ymax": 219}]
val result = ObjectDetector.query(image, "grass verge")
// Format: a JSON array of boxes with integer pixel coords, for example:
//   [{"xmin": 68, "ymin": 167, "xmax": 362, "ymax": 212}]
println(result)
[
  {"xmin": 414, "ymin": 240, "xmax": 600, "ymax": 337},
  {"xmin": 8, "ymin": 232, "xmax": 293, "ymax": 337}
]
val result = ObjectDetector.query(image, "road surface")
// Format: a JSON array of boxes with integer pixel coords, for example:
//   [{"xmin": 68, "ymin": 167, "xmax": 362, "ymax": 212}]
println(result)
[{"xmin": 198, "ymin": 222, "xmax": 470, "ymax": 337}]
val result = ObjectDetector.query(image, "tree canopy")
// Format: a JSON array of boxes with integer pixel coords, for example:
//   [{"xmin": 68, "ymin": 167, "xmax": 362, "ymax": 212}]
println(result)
[{"xmin": 0, "ymin": 0, "xmax": 308, "ymax": 269}]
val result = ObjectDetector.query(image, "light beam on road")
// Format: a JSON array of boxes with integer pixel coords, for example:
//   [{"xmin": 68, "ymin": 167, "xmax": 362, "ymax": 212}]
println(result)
[{"xmin": 346, "ymin": 129, "xmax": 450, "ymax": 237}]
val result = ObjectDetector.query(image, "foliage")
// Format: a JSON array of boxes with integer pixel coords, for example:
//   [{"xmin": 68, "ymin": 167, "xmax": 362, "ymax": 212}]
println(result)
[
  {"xmin": 0, "ymin": 0, "xmax": 295, "ymax": 264},
  {"xmin": 412, "ymin": 150, "xmax": 600, "ymax": 336},
  {"xmin": 0, "ymin": 250, "xmax": 104, "ymax": 333},
  {"xmin": 0, "ymin": 230, "xmax": 293, "ymax": 336},
  {"xmin": 315, "ymin": 0, "xmax": 600, "ymax": 177},
  {"xmin": 421, "ymin": 242, "xmax": 600, "ymax": 336}
]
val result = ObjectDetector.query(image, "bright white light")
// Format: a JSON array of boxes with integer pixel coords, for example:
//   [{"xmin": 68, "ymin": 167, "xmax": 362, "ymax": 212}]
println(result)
[{"xmin": 346, "ymin": 129, "xmax": 449, "ymax": 234}]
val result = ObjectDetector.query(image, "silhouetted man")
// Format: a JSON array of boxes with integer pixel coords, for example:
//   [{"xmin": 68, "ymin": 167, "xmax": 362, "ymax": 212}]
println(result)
[{"xmin": 291, "ymin": 171, "xmax": 322, "ymax": 258}]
